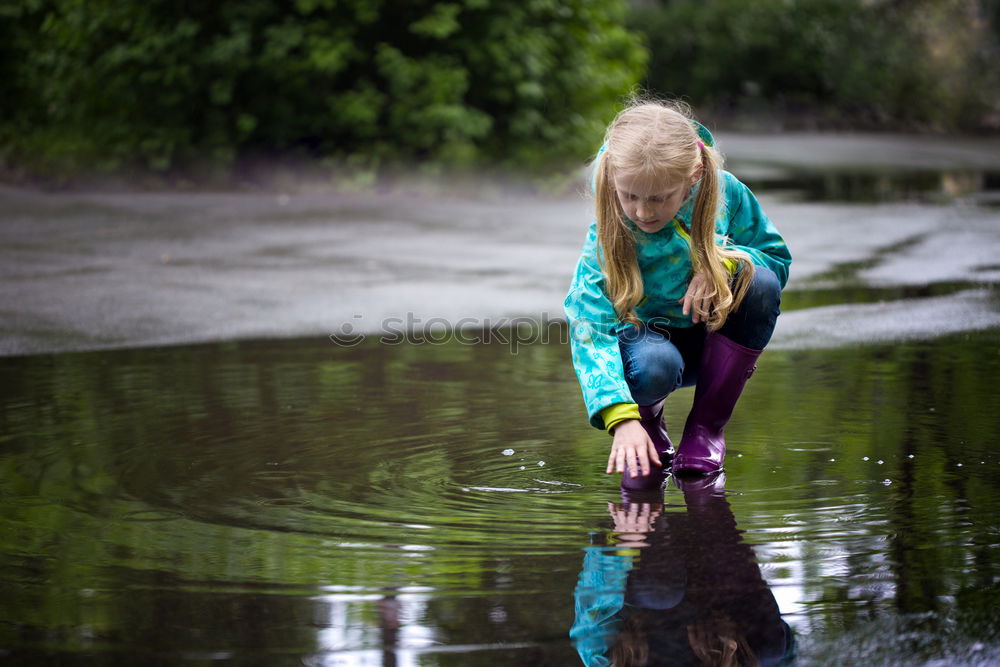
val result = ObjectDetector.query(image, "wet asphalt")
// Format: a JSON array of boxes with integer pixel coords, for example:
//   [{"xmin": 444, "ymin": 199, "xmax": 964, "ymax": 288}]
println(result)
[{"xmin": 2, "ymin": 133, "xmax": 1000, "ymax": 356}]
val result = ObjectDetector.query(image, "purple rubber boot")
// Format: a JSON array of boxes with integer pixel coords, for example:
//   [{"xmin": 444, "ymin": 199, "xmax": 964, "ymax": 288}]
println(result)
[
  {"xmin": 673, "ymin": 332, "xmax": 762, "ymax": 475},
  {"xmin": 620, "ymin": 400, "xmax": 674, "ymax": 494}
]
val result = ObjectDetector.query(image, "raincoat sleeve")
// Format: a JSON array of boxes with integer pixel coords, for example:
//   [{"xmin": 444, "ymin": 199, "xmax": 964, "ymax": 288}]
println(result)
[
  {"xmin": 722, "ymin": 173, "xmax": 792, "ymax": 288},
  {"xmin": 564, "ymin": 223, "xmax": 636, "ymax": 429},
  {"xmin": 569, "ymin": 546, "xmax": 635, "ymax": 667}
]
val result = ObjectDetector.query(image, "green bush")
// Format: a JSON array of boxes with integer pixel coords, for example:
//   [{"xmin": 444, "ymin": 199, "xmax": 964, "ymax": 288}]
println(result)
[
  {"xmin": 0, "ymin": 0, "xmax": 645, "ymax": 178},
  {"xmin": 629, "ymin": 0, "xmax": 1000, "ymax": 132}
]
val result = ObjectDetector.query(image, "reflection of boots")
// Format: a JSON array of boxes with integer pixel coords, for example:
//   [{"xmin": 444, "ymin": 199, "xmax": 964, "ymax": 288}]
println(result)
[
  {"xmin": 673, "ymin": 470, "xmax": 726, "ymax": 499},
  {"xmin": 621, "ymin": 400, "xmax": 674, "ymax": 495},
  {"xmin": 673, "ymin": 333, "xmax": 762, "ymax": 475}
]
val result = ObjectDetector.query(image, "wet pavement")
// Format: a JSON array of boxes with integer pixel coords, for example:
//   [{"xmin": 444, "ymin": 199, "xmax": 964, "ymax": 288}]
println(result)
[{"xmin": 2, "ymin": 132, "xmax": 1000, "ymax": 357}]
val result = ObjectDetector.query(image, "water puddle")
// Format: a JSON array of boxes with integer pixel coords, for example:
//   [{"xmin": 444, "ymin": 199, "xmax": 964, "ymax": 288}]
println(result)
[
  {"xmin": 2, "ymin": 330, "xmax": 999, "ymax": 664},
  {"xmin": 746, "ymin": 169, "xmax": 1000, "ymax": 204},
  {"xmin": 721, "ymin": 133, "xmax": 1000, "ymax": 205}
]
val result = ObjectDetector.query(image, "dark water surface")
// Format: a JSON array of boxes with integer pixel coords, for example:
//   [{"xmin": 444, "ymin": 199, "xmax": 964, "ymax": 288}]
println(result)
[{"xmin": 2, "ymin": 330, "xmax": 999, "ymax": 665}]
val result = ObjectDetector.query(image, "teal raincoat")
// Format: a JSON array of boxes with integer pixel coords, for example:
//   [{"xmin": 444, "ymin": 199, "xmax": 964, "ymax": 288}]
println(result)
[{"xmin": 564, "ymin": 140, "xmax": 791, "ymax": 429}]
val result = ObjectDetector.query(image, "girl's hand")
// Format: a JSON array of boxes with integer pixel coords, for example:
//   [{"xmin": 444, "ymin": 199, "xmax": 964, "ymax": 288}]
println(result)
[
  {"xmin": 679, "ymin": 271, "xmax": 712, "ymax": 324},
  {"xmin": 607, "ymin": 419, "xmax": 662, "ymax": 478}
]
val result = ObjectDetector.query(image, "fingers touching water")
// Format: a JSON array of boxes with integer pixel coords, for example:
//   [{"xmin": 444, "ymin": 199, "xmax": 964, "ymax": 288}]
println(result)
[{"xmin": 607, "ymin": 419, "xmax": 662, "ymax": 477}]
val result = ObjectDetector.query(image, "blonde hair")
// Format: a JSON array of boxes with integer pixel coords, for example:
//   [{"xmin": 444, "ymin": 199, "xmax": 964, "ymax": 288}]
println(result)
[
  {"xmin": 594, "ymin": 100, "xmax": 754, "ymax": 330},
  {"xmin": 610, "ymin": 615, "xmax": 649, "ymax": 667},
  {"xmin": 688, "ymin": 617, "xmax": 759, "ymax": 667}
]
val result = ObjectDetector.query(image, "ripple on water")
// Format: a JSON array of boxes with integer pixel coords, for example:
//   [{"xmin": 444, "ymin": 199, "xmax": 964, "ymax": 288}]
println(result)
[{"xmin": 100, "ymin": 430, "xmax": 599, "ymax": 578}]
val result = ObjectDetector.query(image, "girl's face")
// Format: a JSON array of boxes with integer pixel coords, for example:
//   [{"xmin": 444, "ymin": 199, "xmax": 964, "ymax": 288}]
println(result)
[{"xmin": 614, "ymin": 168, "xmax": 702, "ymax": 234}]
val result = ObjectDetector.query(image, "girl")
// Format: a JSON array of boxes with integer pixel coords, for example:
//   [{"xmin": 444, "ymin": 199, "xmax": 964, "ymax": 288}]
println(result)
[{"xmin": 564, "ymin": 100, "xmax": 791, "ymax": 490}]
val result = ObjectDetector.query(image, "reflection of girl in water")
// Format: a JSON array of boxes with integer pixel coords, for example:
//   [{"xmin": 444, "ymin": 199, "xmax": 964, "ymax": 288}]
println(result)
[{"xmin": 570, "ymin": 476, "xmax": 796, "ymax": 666}]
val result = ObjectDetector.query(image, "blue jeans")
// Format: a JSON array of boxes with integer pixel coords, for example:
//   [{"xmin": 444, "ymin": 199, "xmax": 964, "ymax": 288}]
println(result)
[{"xmin": 618, "ymin": 265, "xmax": 781, "ymax": 406}]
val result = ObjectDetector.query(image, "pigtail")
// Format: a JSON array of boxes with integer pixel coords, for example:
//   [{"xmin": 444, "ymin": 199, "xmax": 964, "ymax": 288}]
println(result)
[
  {"xmin": 689, "ymin": 142, "xmax": 754, "ymax": 331},
  {"xmin": 595, "ymin": 150, "xmax": 643, "ymax": 325}
]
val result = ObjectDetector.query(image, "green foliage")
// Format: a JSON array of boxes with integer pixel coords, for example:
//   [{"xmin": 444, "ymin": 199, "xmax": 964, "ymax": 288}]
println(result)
[
  {"xmin": 629, "ymin": 0, "xmax": 1000, "ymax": 131},
  {"xmin": 0, "ymin": 0, "xmax": 645, "ymax": 178}
]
